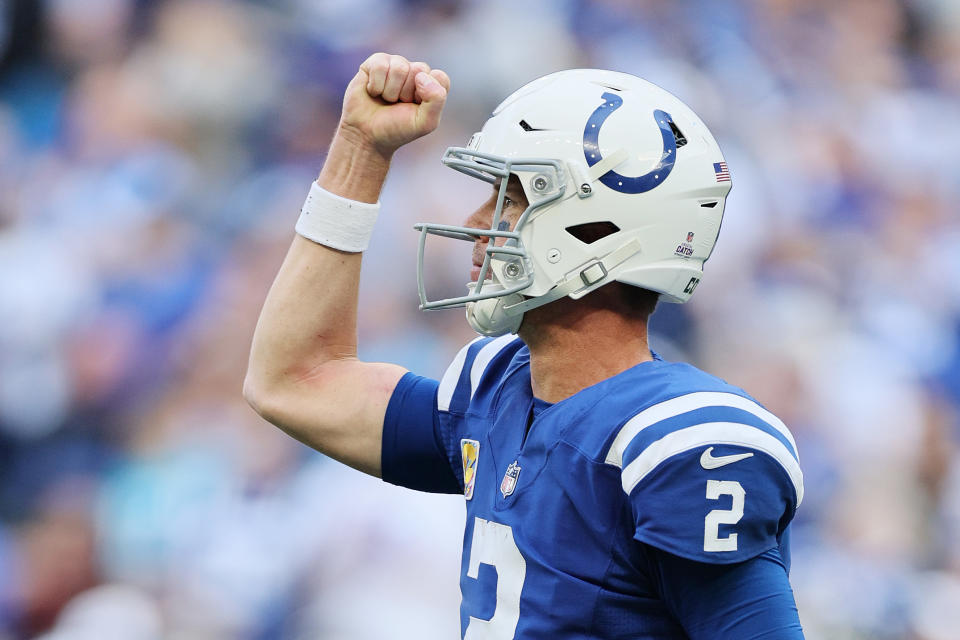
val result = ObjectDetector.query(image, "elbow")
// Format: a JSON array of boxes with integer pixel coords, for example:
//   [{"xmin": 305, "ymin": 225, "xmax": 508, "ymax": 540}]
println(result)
[{"xmin": 243, "ymin": 372, "xmax": 279, "ymax": 424}]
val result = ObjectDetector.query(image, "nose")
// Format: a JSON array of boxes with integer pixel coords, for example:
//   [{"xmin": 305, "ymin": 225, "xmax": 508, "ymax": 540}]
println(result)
[
  {"xmin": 463, "ymin": 201, "xmax": 495, "ymax": 269},
  {"xmin": 464, "ymin": 200, "xmax": 495, "ymax": 251},
  {"xmin": 463, "ymin": 200, "xmax": 493, "ymax": 233}
]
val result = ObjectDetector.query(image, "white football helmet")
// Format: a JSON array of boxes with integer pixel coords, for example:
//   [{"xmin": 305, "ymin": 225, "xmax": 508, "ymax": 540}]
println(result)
[{"xmin": 414, "ymin": 69, "xmax": 732, "ymax": 336}]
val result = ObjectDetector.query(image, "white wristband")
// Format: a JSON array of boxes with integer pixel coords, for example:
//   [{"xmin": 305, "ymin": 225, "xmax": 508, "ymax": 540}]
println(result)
[{"xmin": 295, "ymin": 182, "xmax": 380, "ymax": 253}]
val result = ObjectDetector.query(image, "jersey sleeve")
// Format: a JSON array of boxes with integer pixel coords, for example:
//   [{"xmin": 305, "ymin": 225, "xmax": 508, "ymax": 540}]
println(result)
[
  {"xmin": 380, "ymin": 372, "xmax": 460, "ymax": 494},
  {"xmin": 649, "ymin": 546, "xmax": 804, "ymax": 639},
  {"xmin": 606, "ymin": 393, "xmax": 804, "ymax": 564},
  {"xmin": 381, "ymin": 336, "xmax": 518, "ymax": 495}
]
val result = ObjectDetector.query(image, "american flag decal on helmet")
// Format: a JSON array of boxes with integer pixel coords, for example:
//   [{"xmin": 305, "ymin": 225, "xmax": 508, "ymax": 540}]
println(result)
[{"xmin": 714, "ymin": 162, "xmax": 730, "ymax": 182}]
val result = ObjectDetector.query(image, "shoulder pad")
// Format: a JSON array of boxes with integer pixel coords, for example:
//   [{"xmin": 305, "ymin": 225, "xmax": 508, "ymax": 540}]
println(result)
[{"xmin": 606, "ymin": 391, "xmax": 802, "ymax": 563}]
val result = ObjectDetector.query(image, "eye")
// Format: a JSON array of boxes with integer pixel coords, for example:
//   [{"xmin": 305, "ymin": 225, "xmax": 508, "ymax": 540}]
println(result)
[{"xmin": 503, "ymin": 195, "xmax": 520, "ymax": 209}]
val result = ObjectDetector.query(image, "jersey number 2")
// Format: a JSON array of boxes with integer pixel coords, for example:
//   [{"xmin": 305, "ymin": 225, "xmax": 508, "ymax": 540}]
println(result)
[
  {"xmin": 464, "ymin": 517, "xmax": 527, "ymax": 640},
  {"xmin": 704, "ymin": 480, "xmax": 745, "ymax": 552}
]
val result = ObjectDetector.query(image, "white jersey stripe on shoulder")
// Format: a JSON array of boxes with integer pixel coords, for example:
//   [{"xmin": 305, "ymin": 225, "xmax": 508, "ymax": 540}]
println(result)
[
  {"xmin": 469, "ymin": 334, "xmax": 518, "ymax": 400},
  {"xmin": 605, "ymin": 391, "xmax": 797, "ymax": 467},
  {"xmin": 620, "ymin": 422, "xmax": 804, "ymax": 505},
  {"xmin": 437, "ymin": 337, "xmax": 484, "ymax": 412}
]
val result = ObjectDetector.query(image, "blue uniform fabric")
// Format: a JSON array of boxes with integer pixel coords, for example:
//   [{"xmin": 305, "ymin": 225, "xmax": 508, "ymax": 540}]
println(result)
[
  {"xmin": 381, "ymin": 336, "xmax": 804, "ymax": 639},
  {"xmin": 381, "ymin": 372, "xmax": 459, "ymax": 494}
]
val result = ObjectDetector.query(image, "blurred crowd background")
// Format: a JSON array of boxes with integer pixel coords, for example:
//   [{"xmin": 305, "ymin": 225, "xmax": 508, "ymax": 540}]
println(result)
[{"xmin": 0, "ymin": 0, "xmax": 959, "ymax": 638}]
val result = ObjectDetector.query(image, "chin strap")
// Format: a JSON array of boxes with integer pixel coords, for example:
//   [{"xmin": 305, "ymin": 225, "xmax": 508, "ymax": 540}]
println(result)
[
  {"xmin": 503, "ymin": 237, "xmax": 644, "ymax": 316},
  {"xmin": 467, "ymin": 237, "xmax": 644, "ymax": 336}
]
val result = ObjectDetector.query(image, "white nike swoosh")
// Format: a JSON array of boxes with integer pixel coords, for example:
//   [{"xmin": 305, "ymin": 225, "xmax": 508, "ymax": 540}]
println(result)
[{"xmin": 700, "ymin": 447, "xmax": 754, "ymax": 469}]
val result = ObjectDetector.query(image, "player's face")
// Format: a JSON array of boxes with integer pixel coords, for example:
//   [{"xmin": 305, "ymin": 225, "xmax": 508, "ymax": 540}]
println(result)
[{"xmin": 463, "ymin": 174, "xmax": 528, "ymax": 282}]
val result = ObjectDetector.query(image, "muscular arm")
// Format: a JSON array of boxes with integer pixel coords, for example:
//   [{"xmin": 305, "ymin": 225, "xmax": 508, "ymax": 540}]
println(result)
[{"xmin": 244, "ymin": 53, "xmax": 450, "ymax": 476}]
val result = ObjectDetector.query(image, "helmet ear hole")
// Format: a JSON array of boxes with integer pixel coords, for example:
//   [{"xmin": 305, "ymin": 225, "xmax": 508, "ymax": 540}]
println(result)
[{"xmin": 565, "ymin": 221, "xmax": 620, "ymax": 245}]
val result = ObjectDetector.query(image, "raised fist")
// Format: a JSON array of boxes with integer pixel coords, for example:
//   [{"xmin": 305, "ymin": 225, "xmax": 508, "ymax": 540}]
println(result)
[{"xmin": 338, "ymin": 53, "xmax": 451, "ymax": 157}]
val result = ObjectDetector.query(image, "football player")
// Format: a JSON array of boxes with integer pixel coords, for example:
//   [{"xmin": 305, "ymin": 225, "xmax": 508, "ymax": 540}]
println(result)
[{"xmin": 245, "ymin": 52, "xmax": 805, "ymax": 639}]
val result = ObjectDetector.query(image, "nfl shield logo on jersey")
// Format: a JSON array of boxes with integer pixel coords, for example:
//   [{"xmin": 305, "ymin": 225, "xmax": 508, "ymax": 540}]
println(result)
[
  {"xmin": 461, "ymin": 439, "xmax": 480, "ymax": 500},
  {"xmin": 500, "ymin": 460, "xmax": 521, "ymax": 498}
]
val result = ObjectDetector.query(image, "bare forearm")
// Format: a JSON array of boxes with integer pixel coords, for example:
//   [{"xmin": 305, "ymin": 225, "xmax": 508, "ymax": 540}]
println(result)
[
  {"xmin": 247, "ymin": 134, "xmax": 391, "ymax": 389},
  {"xmin": 320, "ymin": 126, "xmax": 392, "ymax": 202}
]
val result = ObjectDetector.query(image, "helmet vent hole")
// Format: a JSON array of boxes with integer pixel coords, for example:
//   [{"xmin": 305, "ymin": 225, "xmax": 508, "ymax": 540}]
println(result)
[
  {"xmin": 565, "ymin": 221, "xmax": 620, "ymax": 245},
  {"xmin": 518, "ymin": 119, "xmax": 545, "ymax": 132},
  {"xmin": 700, "ymin": 201, "xmax": 719, "ymax": 208},
  {"xmin": 591, "ymin": 82, "xmax": 623, "ymax": 92},
  {"xmin": 669, "ymin": 121, "xmax": 688, "ymax": 147}
]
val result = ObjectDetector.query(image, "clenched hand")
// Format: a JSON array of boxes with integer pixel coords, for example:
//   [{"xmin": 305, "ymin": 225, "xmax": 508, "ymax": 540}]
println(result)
[{"xmin": 338, "ymin": 53, "xmax": 451, "ymax": 157}]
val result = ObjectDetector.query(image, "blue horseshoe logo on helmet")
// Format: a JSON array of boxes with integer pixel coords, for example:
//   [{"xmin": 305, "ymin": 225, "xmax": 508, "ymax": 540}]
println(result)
[{"xmin": 583, "ymin": 91, "xmax": 677, "ymax": 194}]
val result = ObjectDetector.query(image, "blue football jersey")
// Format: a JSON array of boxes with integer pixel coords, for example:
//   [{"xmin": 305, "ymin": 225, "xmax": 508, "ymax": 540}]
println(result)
[{"xmin": 383, "ymin": 335, "xmax": 803, "ymax": 639}]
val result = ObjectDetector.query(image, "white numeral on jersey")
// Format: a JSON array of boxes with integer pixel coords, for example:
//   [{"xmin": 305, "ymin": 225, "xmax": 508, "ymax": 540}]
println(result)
[
  {"xmin": 464, "ymin": 517, "xmax": 527, "ymax": 640},
  {"xmin": 704, "ymin": 480, "xmax": 746, "ymax": 552}
]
